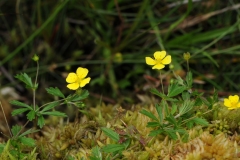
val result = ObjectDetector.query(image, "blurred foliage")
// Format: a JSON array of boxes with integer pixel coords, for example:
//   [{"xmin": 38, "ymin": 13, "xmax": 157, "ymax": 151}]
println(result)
[{"xmin": 0, "ymin": 0, "xmax": 240, "ymax": 103}]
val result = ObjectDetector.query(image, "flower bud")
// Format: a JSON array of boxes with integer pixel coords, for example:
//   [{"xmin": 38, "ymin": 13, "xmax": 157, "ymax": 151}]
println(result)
[
  {"xmin": 32, "ymin": 54, "xmax": 39, "ymax": 62},
  {"xmin": 183, "ymin": 52, "xmax": 191, "ymax": 61}
]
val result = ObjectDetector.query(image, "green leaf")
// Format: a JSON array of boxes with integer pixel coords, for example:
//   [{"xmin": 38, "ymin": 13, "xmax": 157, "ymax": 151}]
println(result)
[
  {"xmin": 27, "ymin": 110, "xmax": 35, "ymax": 121},
  {"xmin": 15, "ymin": 73, "xmax": 33, "ymax": 88},
  {"xmin": 101, "ymin": 127, "xmax": 119, "ymax": 142},
  {"xmin": 41, "ymin": 102, "xmax": 60, "ymax": 112},
  {"xmin": 146, "ymin": 122, "xmax": 160, "ymax": 127},
  {"xmin": 11, "ymin": 125, "xmax": 21, "ymax": 137},
  {"xmin": 150, "ymin": 88, "xmax": 166, "ymax": 99},
  {"xmin": 89, "ymin": 146, "xmax": 102, "ymax": 160},
  {"xmin": 171, "ymin": 103, "xmax": 177, "ymax": 115},
  {"xmin": 11, "ymin": 108, "xmax": 29, "ymax": 116},
  {"xmin": 19, "ymin": 137, "xmax": 35, "ymax": 147},
  {"xmin": 179, "ymin": 100, "xmax": 194, "ymax": 116},
  {"xmin": 10, "ymin": 100, "xmax": 32, "ymax": 109},
  {"xmin": 19, "ymin": 128, "xmax": 39, "ymax": 137},
  {"xmin": 67, "ymin": 90, "xmax": 89, "ymax": 102},
  {"xmin": 167, "ymin": 82, "xmax": 186, "ymax": 97},
  {"xmin": 164, "ymin": 129, "xmax": 178, "ymax": 140},
  {"xmin": 41, "ymin": 111, "xmax": 67, "ymax": 117},
  {"xmin": 148, "ymin": 129, "xmax": 164, "ymax": 137},
  {"xmin": 46, "ymin": 87, "xmax": 65, "ymax": 98},
  {"xmin": 139, "ymin": 109, "xmax": 158, "ymax": 121},
  {"xmin": 165, "ymin": 115, "xmax": 178, "ymax": 127},
  {"xmin": 186, "ymin": 71, "xmax": 193, "ymax": 88},
  {"xmin": 101, "ymin": 144, "xmax": 125, "ymax": 153},
  {"xmin": 155, "ymin": 103, "xmax": 163, "ymax": 123},
  {"xmin": 37, "ymin": 116, "xmax": 45, "ymax": 128},
  {"xmin": 191, "ymin": 117, "xmax": 209, "ymax": 126}
]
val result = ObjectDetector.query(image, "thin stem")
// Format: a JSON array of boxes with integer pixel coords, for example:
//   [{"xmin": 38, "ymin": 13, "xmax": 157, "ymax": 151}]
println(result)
[
  {"xmin": 0, "ymin": 101, "xmax": 12, "ymax": 137},
  {"xmin": 187, "ymin": 60, "xmax": 189, "ymax": 72},
  {"xmin": 33, "ymin": 61, "xmax": 39, "ymax": 128},
  {"xmin": 33, "ymin": 61, "xmax": 39, "ymax": 110},
  {"xmin": 16, "ymin": 120, "xmax": 30, "ymax": 138},
  {"xmin": 159, "ymin": 71, "xmax": 164, "ymax": 94}
]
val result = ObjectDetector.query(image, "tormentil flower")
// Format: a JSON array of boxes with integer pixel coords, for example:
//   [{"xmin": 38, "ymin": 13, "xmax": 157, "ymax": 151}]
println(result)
[
  {"xmin": 145, "ymin": 51, "xmax": 171, "ymax": 70},
  {"xmin": 224, "ymin": 95, "xmax": 240, "ymax": 110},
  {"xmin": 66, "ymin": 67, "xmax": 91, "ymax": 90}
]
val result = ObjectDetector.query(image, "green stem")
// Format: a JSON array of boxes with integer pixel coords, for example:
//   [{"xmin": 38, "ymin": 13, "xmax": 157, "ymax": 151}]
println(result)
[{"xmin": 159, "ymin": 71, "xmax": 164, "ymax": 94}]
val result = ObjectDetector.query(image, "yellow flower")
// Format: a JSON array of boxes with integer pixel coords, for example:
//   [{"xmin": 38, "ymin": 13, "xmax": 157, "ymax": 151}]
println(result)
[
  {"xmin": 145, "ymin": 51, "xmax": 171, "ymax": 70},
  {"xmin": 66, "ymin": 67, "xmax": 91, "ymax": 90},
  {"xmin": 224, "ymin": 95, "xmax": 240, "ymax": 110}
]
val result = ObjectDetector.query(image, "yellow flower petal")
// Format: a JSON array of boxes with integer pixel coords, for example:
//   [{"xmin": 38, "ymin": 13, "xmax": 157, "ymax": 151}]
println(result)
[
  {"xmin": 162, "ymin": 55, "xmax": 171, "ymax": 64},
  {"xmin": 229, "ymin": 95, "xmax": 239, "ymax": 103},
  {"xmin": 76, "ymin": 67, "xmax": 88, "ymax": 79},
  {"xmin": 67, "ymin": 83, "xmax": 80, "ymax": 90},
  {"xmin": 153, "ymin": 64, "xmax": 165, "ymax": 70},
  {"xmin": 154, "ymin": 51, "xmax": 166, "ymax": 60},
  {"xmin": 80, "ymin": 77, "xmax": 91, "ymax": 87},
  {"xmin": 224, "ymin": 99, "xmax": 231, "ymax": 108},
  {"xmin": 146, "ymin": 57, "xmax": 156, "ymax": 65},
  {"xmin": 66, "ymin": 73, "xmax": 77, "ymax": 83}
]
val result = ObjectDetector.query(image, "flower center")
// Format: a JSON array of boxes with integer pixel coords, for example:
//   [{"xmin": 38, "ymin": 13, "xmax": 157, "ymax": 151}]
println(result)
[
  {"xmin": 156, "ymin": 58, "xmax": 162, "ymax": 64},
  {"xmin": 77, "ymin": 77, "xmax": 83, "ymax": 84},
  {"xmin": 231, "ymin": 102, "xmax": 238, "ymax": 108}
]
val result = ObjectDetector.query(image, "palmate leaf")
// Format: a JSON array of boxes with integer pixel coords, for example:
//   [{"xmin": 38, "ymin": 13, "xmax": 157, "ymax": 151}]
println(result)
[
  {"xmin": 15, "ymin": 73, "xmax": 33, "ymax": 88},
  {"xmin": 167, "ymin": 82, "xmax": 186, "ymax": 97},
  {"xmin": 89, "ymin": 146, "xmax": 102, "ymax": 160},
  {"xmin": 191, "ymin": 117, "xmax": 209, "ymax": 126},
  {"xmin": 46, "ymin": 87, "xmax": 65, "ymax": 98},
  {"xmin": 41, "ymin": 111, "xmax": 67, "ymax": 117},
  {"xmin": 37, "ymin": 115, "xmax": 45, "ymax": 128},
  {"xmin": 67, "ymin": 89, "xmax": 89, "ymax": 102},
  {"xmin": 27, "ymin": 110, "xmax": 35, "ymax": 121},
  {"xmin": 149, "ymin": 129, "xmax": 164, "ymax": 137},
  {"xmin": 19, "ymin": 137, "xmax": 35, "ymax": 147},
  {"xmin": 101, "ymin": 144, "xmax": 125, "ymax": 153},
  {"xmin": 41, "ymin": 101, "xmax": 60, "ymax": 112},
  {"xmin": 101, "ymin": 127, "xmax": 119, "ymax": 142},
  {"xmin": 10, "ymin": 100, "xmax": 32, "ymax": 110},
  {"xmin": 11, "ymin": 108, "xmax": 29, "ymax": 116},
  {"xmin": 11, "ymin": 125, "xmax": 21, "ymax": 137},
  {"xmin": 19, "ymin": 128, "xmax": 39, "ymax": 137},
  {"xmin": 139, "ymin": 109, "xmax": 158, "ymax": 121}
]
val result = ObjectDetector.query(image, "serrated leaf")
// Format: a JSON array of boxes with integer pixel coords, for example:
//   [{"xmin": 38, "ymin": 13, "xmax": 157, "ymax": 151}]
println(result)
[
  {"xmin": 42, "ymin": 111, "xmax": 67, "ymax": 117},
  {"xmin": 11, "ymin": 125, "xmax": 21, "ymax": 137},
  {"xmin": 186, "ymin": 71, "xmax": 193, "ymax": 88},
  {"xmin": 27, "ymin": 110, "xmax": 35, "ymax": 121},
  {"xmin": 46, "ymin": 87, "xmax": 65, "ymax": 98},
  {"xmin": 101, "ymin": 127, "xmax": 119, "ymax": 142},
  {"xmin": 15, "ymin": 73, "xmax": 33, "ymax": 88},
  {"xmin": 191, "ymin": 117, "xmax": 209, "ymax": 126},
  {"xmin": 156, "ymin": 103, "xmax": 163, "ymax": 123},
  {"xmin": 37, "ymin": 116, "xmax": 45, "ymax": 128},
  {"xmin": 89, "ymin": 146, "xmax": 102, "ymax": 160},
  {"xmin": 19, "ymin": 137, "xmax": 35, "ymax": 147},
  {"xmin": 19, "ymin": 128, "xmax": 39, "ymax": 137},
  {"xmin": 149, "ymin": 129, "xmax": 164, "ymax": 137},
  {"xmin": 150, "ymin": 88, "xmax": 166, "ymax": 98},
  {"xmin": 171, "ymin": 103, "xmax": 177, "ymax": 115},
  {"xmin": 139, "ymin": 109, "xmax": 158, "ymax": 121},
  {"xmin": 168, "ymin": 83, "xmax": 186, "ymax": 97},
  {"xmin": 41, "ymin": 102, "xmax": 60, "ymax": 112},
  {"xmin": 164, "ymin": 129, "xmax": 177, "ymax": 140},
  {"xmin": 101, "ymin": 144, "xmax": 125, "ymax": 153},
  {"xmin": 67, "ymin": 90, "xmax": 89, "ymax": 102},
  {"xmin": 146, "ymin": 122, "xmax": 160, "ymax": 127},
  {"xmin": 11, "ymin": 108, "xmax": 29, "ymax": 116},
  {"xmin": 10, "ymin": 100, "xmax": 32, "ymax": 109}
]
